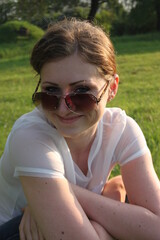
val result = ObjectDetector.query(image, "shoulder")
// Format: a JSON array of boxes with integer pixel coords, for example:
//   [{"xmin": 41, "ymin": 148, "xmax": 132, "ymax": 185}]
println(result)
[
  {"xmin": 101, "ymin": 108, "xmax": 149, "ymax": 165},
  {"xmin": 11, "ymin": 108, "xmax": 56, "ymax": 139},
  {"xmin": 12, "ymin": 108, "xmax": 51, "ymax": 131},
  {"xmin": 7, "ymin": 110, "xmax": 67, "ymax": 177},
  {"xmin": 102, "ymin": 107, "xmax": 143, "ymax": 135},
  {"xmin": 8, "ymin": 108, "xmax": 63, "ymax": 155},
  {"xmin": 101, "ymin": 108, "xmax": 127, "ymax": 139},
  {"xmin": 102, "ymin": 107, "xmax": 127, "ymax": 126}
]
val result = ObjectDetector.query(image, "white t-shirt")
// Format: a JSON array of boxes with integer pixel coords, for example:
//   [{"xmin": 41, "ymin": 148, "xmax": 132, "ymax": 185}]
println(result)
[{"xmin": 0, "ymin": 107, "xmax": 150, "ymax": 225}]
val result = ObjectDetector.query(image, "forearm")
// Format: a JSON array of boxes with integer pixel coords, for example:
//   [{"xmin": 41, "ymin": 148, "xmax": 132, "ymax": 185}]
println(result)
[
  {"xmin": 21, "ymin": 206, "xmax": 114, "ymax": 240},
  {"xmin": 21, "ymin": 177, "xmax": 114, "ymax": 240},
  {"xmin": 71, "ymin": 183, "xmax": 160, "ymax": 240},
  {"xmin": 90, "ymin": 220, "xmax": 115, "ymax": 240}
]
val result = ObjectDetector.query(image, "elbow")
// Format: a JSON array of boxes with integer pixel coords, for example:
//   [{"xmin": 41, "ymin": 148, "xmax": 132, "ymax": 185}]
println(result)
[{"xmin": 149, "ymin": 214, "xmax": 160, "ymax": 239}]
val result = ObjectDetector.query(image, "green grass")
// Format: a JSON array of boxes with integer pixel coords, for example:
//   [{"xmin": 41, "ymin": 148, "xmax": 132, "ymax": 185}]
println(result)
[
  {"xmin": 109, "ymin": 32, "xmax": 160, "ymax": 177},
  {"xmin": 0, "ymin": 41, "xmax": 34, "ymax": 59},
  {"xmin": 0, "ymin": 32, "xmax": 160, "ymax": 178}
]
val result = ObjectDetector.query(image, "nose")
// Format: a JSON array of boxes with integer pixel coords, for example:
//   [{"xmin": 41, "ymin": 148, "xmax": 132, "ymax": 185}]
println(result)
[{"xmin": 58, "ymin": 96, "xmax": 71, "ymax": 113}]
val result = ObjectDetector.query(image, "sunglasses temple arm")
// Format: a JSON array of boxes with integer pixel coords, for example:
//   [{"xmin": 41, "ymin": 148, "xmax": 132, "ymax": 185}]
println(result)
[
  {"xmin": 32, "ymin": 78, "xmax": 41, "ymax": 101},
  {"xmin": 97, "ymin": 81, "xmax": 109, "ymax": 103}
]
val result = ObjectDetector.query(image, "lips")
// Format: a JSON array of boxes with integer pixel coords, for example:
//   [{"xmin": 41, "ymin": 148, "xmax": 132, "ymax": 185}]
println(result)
[{"xmin": 57, "ymin": 115, "xmax": 83, "ymax": 124}]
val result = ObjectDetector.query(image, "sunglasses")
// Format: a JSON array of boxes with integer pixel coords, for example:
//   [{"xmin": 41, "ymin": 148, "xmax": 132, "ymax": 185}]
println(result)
[{"xmin": 32, "ymin": 79, "xmax": 109, "ymax": 114}]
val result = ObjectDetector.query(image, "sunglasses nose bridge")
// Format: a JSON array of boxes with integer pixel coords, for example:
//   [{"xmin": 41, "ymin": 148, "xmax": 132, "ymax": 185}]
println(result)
[
  {"xmin": 58, "ymin": 95, "xmax": 72, "ymax": 111},
  {"xmin": 64, "ymin": 94, "xmax": 74, "ymax": 110}
]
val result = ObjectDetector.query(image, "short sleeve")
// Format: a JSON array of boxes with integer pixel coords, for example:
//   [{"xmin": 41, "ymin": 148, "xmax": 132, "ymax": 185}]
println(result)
[
  {"xmin": 9, "ymin": 127, "xmax": 65, "ymax": 179},
  {"xmin": 114, "ymin": 116, "xmax": 150, "ymax": 166}
]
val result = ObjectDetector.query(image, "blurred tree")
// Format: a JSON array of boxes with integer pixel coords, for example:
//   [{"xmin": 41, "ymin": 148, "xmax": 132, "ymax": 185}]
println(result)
[
  {"xmin": 87, "ymin": 0, "xmax": 100, "ymax": 21},
  {"xmin": 16, "ymin": 0, "xmax": 48, "ymax": 23},
  {"xmin": 16, "ymin": 0, "xmax": 85, "ymax": 28},
  {"xmin": 94, "ymin": 0, "xmax": 127, "ymax": 35},
  {"xmin": 96, "ymin": 8, "xmax": 113, "ymax": 31},
  {"xmin": 1, "ymin": 0, "xmax": 159, "ymax": 35},
  {"xmin": 0, "ymin": 0, "xmax": 16, "ymax": 24},
  {"xmin": 46, "ymin": 0, "xmax": 80, "ymax": 12},
  {"xmin": 154, "ymin": 0, "xmax": 160, "ymax": 31},
  {"xmin": 123, "ymin": 0, "xmax": 160, "ymax": 33}
]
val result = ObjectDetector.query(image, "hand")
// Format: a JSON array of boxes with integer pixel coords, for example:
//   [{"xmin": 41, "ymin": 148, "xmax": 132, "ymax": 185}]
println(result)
[{"xmin": 19, "ymin": 206, "xmax": 45, "ymax": 240}]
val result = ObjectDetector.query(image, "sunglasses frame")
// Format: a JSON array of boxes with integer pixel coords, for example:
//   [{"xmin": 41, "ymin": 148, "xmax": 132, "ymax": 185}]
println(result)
[{"xmin": 32, "ymin": 79, "xmax": 110, "ymax": 112}]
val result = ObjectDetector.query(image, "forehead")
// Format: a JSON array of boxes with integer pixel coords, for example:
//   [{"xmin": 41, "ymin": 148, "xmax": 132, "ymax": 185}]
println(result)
[{"xmin": 40, "ymin": 54, "xmax": 105, "ymax": 86}]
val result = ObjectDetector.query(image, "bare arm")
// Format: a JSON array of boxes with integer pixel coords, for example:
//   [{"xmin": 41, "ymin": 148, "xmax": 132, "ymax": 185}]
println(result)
[
  {"xmin": 20, "ymin": 176, "xmax": 114, "ymax": 240},
  {"xmin": 71, "ymin": 152, "xmax": 160, "ymax": 240}
]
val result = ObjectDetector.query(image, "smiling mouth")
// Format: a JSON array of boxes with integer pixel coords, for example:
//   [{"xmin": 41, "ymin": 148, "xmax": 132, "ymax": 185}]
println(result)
[{"xmin": 57, "ymin": 115, "xmax": 83, "ymax": 123}]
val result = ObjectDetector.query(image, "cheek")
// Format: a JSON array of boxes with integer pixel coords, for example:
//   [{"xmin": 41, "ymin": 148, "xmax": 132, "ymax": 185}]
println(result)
[
  {"xmin": 87, "ymin": 110, "xmax": 97, "ymax": 123},
  {"xmin": 86, "ymin": 104, "xmax": 105, "ymax": 124},
  {"xmin": 43, "ymin": 110, "xmax": 56, "ymax": 125},
  {"xmin": 103, "ymin": 91, "xmax": 109, "ymax": 104}
]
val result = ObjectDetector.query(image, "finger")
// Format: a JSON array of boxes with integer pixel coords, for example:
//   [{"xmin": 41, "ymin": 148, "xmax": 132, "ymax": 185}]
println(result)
[
  {"xmin": 38, "ymin": 226, "xmax": 45, "ymax": 240},
  {"xmin": 30, "ymin": 217, "xmax": 39, "ymax": 240},
  {"xmin": 19, "ymin": 225, "xmax": 26, "ymax": 240},
  {"xmin": 19, "ymin": 214, "xmax": 26, "ymax": 240},
  {"xmin": 25, "ymin": 215, "xmax": 33, "ymax": 240},
  {"xmin": 20, "ymin": 212, "xmax": 32, "ymax": 240}
]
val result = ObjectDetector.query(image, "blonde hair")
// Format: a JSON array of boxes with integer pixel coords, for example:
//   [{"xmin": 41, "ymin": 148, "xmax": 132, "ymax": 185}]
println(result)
[{"xmin": 30, "ymin": 18, "xmax": 116, "ymax": 82}]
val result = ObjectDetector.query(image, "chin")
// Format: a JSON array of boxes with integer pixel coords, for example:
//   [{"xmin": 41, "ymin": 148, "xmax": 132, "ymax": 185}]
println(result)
[{"xmin": 56, "ymin": 127, "xmax": 84, "ymax": 139}]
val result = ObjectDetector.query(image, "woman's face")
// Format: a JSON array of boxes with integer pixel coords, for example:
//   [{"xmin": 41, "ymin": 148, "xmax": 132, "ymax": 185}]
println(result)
[{"xmin": 40, "ymin": 54, "xmax": 109, "ymax": 139}]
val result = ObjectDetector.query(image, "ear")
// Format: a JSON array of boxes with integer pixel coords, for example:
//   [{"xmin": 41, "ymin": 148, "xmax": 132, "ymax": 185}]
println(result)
[{"xmin": 107, "ymin": 74, "xmax": 119, "ymax": 102}]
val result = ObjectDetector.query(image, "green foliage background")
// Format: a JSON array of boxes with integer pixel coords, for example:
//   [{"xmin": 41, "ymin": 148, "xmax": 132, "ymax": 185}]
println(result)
[
  {"xmin": 0, "ymin": 0, "xmax": 160, "ymax": 35},
  {"xmin": 0, "ymin": 21, "xmax": 44, "ymax": 43},
  {"xmin": 0, "ymin": 22, "xmax": 160, "ymax": 178}
]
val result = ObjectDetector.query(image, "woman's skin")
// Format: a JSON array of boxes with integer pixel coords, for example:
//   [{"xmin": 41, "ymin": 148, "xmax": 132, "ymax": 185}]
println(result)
[
  {"xmin": 19, "ymin": 54, "xmax": 160, "ymax": 240},
  {"xmin": 20, "ymin": 176, "xmax": 124, "ymax": 240}
]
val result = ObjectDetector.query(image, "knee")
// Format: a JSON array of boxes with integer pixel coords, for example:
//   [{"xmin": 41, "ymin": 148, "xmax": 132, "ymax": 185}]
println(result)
[{"xmin": 102, "ymin": 175, "xmax": 126, "ymax": 202}]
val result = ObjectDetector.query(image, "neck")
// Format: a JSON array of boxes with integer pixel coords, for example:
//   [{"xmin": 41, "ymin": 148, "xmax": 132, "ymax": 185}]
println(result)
[
  {"xmin": 65, "ymin": 123, "xmax": 98, "ymax": 157},
  {"xmin": 64, "ymin": 123, "xmax": 98, "ymax": 175}
]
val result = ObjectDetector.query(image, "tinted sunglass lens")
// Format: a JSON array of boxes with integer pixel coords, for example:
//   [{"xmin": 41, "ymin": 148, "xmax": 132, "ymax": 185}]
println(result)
[
  {"xmin": 33, "ymin": 93, "xmax": 59, "ymax": 111},
  {"xmin": 33, "ymin": 93, "xmax": 97, "ymax": 113},
  {"xmin": 68, "ymin": 94, "xmax": 96, "ymax": 112}
]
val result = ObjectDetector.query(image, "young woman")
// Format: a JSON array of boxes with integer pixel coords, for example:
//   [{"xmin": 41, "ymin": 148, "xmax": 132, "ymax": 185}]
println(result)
[{"xmin": 0, "ymin": 19, "xmax": 159, "ymax": 240}]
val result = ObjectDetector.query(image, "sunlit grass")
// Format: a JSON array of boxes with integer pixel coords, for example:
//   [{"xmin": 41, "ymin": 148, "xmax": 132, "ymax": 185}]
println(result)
[
  {"xmin": 109, "ymin": 51, "xmax": 160, "ymax": 176},
  {"xmin": 0, "ymin": 33, "xmax": 160, "ymax": 178}
]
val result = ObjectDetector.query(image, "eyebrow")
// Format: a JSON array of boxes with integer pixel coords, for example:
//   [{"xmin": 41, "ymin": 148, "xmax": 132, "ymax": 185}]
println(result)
[
  {"xmin": 42, "ymin": 80, "xmax": 89, "ymax": 87},
  {"xmin": 70, "ymin": 80, "xmax": 86, "ymax": 86}
]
